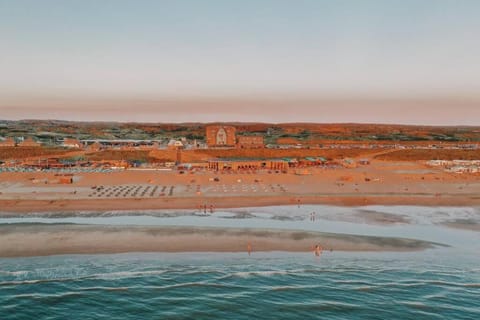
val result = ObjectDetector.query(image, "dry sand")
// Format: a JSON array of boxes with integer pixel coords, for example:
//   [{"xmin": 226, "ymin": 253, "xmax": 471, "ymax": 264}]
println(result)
[
  {"xmin": 0, "ymin": 160, "xmax": 479, "ymax": 214},
  {"xmin": 0, "ymin": 224, "xmax": 440, "ymax": 258}
]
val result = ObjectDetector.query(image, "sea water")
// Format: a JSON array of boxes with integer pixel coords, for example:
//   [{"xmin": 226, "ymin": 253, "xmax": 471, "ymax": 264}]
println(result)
[
  {"xmin": 1, "ymin": 205, "xmax": 479, "ymax": 319},
  {"xmin": 1, "ymin": 252, "xmax": 479, "ymax": 319}
]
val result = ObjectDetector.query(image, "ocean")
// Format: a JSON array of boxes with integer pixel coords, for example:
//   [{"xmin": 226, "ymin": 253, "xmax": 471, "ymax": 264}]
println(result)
[
  {"xmin": 1, "ymin": 252, "xmax": 479, "ymax": 319},
  {"xmin": 1, "ymin": 205, "xmax": 479, "ymax": 319}
]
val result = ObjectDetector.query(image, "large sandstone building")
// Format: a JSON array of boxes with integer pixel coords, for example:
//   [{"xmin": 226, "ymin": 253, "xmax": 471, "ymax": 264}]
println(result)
[{"xmin": 206, "ymin": 126, "xmax": 236, "ymax": 148}]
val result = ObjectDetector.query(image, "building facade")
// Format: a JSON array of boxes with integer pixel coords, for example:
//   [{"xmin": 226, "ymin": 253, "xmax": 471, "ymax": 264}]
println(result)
[
  {"xmin": 237, "ymin": 136, "xmax": 264, "ymax": 149},
  {"xmin": 206, "ymin": 126, "xmax": 236, "ymax": 148},
  {"xmin": 207, "ymin": 159, "xmax": 288, "ymax": 171},
  {"xmin": 63, "ymin": 138, "xmax": 82, "ymax": 148},
  {"xmin": 167, "ymin": 139, "xmax": 184, "ymax": 150}
]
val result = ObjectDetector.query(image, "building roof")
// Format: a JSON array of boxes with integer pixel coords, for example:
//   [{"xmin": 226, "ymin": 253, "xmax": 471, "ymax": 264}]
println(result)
[
  {"xmin": 168, "ymin": 139, "xmax": 183, "ymax": 147},
  {"xmin": 208, "ymin": 157, "xmax": 288, "ymax": 162}
]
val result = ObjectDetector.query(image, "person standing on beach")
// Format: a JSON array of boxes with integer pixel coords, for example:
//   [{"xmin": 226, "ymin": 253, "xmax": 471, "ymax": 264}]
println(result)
[
  {"xmin": 314, "ymin": 245, "xmax": 322, "ymax": 257},
  {"xmin": 247, "ymin": 243, "xmax": 252, "ymax": 256}
]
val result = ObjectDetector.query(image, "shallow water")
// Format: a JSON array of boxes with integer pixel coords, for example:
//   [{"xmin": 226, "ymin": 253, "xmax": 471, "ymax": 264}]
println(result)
[
  {"xmin": 1, "ymin": 205, "xmax": 479, "ymax": 319},
  {"xmin": 2, "ymin": 205, "xmax": 479, "ymax": 248}
]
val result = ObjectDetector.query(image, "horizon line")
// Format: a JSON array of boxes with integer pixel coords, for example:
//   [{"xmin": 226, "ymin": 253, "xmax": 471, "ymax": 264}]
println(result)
[{"xmin": 1, "ymin": 119, "xmax": 479, "ymax": 128}]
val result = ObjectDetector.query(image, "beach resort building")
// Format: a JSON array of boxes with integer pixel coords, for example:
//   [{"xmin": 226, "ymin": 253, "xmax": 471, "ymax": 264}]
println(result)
[
  {"xmin": 207, "ymin": 159, "xmax": 288, "ymax": 171},
  {"xmin": 237, "ymin": 136, "xmax": 264, "ymax": 149},
  {"xmin": 206, "ymin": 126, "xmax": 236, "ymax": 148},
  {"xmin": 167, "ymin": 139, "xmax": 184, "ymax": 150},
  {"xmin": 63, "ymin": 138, "xmax": 82, "ymax": 149},
  {"xmin": 447, "ymin": 166, "xmax": 480, "ymax": 174}
]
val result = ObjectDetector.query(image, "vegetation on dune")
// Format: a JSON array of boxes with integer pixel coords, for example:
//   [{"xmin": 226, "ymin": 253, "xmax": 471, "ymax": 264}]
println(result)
[
  {"xmin": 85, "ymin": 150, "xmax": 159, "ymax": 163},
  {"xmin": 0, "ymin": 147, "xmax": 74, "ymax": 160},
  {"xmin": 1, "ymin": 120, "xmax": 479, "ymax": 142}
]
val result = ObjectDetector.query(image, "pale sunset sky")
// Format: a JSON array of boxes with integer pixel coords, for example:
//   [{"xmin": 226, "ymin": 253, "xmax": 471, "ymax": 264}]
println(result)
[{"xmin": 0, "ymin": 0, "xmax": 479, "ymax": 124}]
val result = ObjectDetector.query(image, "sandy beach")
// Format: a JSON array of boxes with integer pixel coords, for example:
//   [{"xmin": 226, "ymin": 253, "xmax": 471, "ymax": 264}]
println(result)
[
  {"xmin": 0, "ymin": 160, "xmax": 479, "ymax": 214},
  {"xmin": 0, "ymin": 224, "xmax": 439, "ymax": 258},
  {"xmin": 0, "ymin": 159, "xmax": 476, "ymax": 258}
]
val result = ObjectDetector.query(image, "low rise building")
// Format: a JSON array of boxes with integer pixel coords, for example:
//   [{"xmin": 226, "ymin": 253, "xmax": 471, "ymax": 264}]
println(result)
[
  {"xmin": 207, "ymin": 159, "xmax": 288, "ymax": 171},
  {"xmin": 167, "ymin": 139, "xmax": 184, "ymax": 150},
  {"xmin": 63, "ymin": 138, "xmax": 82, "ymax": 148},
  {"xmin": 447, "ymin": 166, "xmax": 479, "ymax": 174},
  {"xmin": 237, "ymin": 136, "xmax": 264, "ymax": 149}
]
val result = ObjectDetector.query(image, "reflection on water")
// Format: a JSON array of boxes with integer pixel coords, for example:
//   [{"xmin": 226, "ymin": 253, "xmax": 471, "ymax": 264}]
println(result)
[{"xmin": 1, "ymin": 205, "xmax": 479, "ymax": 250}]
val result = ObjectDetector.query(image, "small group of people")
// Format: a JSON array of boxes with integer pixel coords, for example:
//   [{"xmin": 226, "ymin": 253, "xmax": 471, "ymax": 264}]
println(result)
[{"xmin": 198, "ymin": 204, "xmax": 215, "ymax": 214}]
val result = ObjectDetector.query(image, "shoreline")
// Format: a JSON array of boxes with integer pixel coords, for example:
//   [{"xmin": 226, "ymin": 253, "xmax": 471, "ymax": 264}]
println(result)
[
  {"xmin": 0, "ymin": 224, "xmax": 440, "ymax": 258},
  {"xmin": 1, "ymin": 194, "xmax": 479, "ymax": 215}
]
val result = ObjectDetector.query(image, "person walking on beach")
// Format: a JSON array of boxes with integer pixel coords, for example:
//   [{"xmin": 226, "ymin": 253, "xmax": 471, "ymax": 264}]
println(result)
[
  {"xmin": 247, "ymin": 243, "xmax": 252, "ymax": 256},
  {"xmin": 314, "ymin": 244, "xmax": 322, "ymax": 257}
]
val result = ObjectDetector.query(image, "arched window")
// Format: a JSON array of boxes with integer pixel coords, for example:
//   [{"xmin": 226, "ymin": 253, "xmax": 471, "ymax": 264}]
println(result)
[{"xmin": 216, "ymin": 128, "xmax": 227, "ymax": 145}]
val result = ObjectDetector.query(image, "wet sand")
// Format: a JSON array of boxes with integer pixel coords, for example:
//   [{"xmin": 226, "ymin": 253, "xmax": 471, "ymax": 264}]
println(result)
[
  {"xmin": 352, "ymin": 209, "xmax": 411, "ymax": 225},
  {"xmin": 441, "ymin": 219, "xmax": 480, "ymax": 232},
  {"xmin": 0, "ymin": 194, "xmax": 479, "ymax": 216},
  {"xmin": 0, "ymin": 224, "xmax": 440, "ymax": 258}
]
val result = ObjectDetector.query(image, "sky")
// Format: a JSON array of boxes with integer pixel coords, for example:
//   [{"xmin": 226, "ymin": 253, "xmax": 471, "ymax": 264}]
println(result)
[{"xmin": 0, "ymin": 0, "xmax": 479, "ymax": 124}]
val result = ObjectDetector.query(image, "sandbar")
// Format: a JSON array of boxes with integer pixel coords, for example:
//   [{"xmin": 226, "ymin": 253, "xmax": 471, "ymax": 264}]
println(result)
[{"xmin": 0, "ymin": 224, "xmax": 441, "ymax": 258}]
